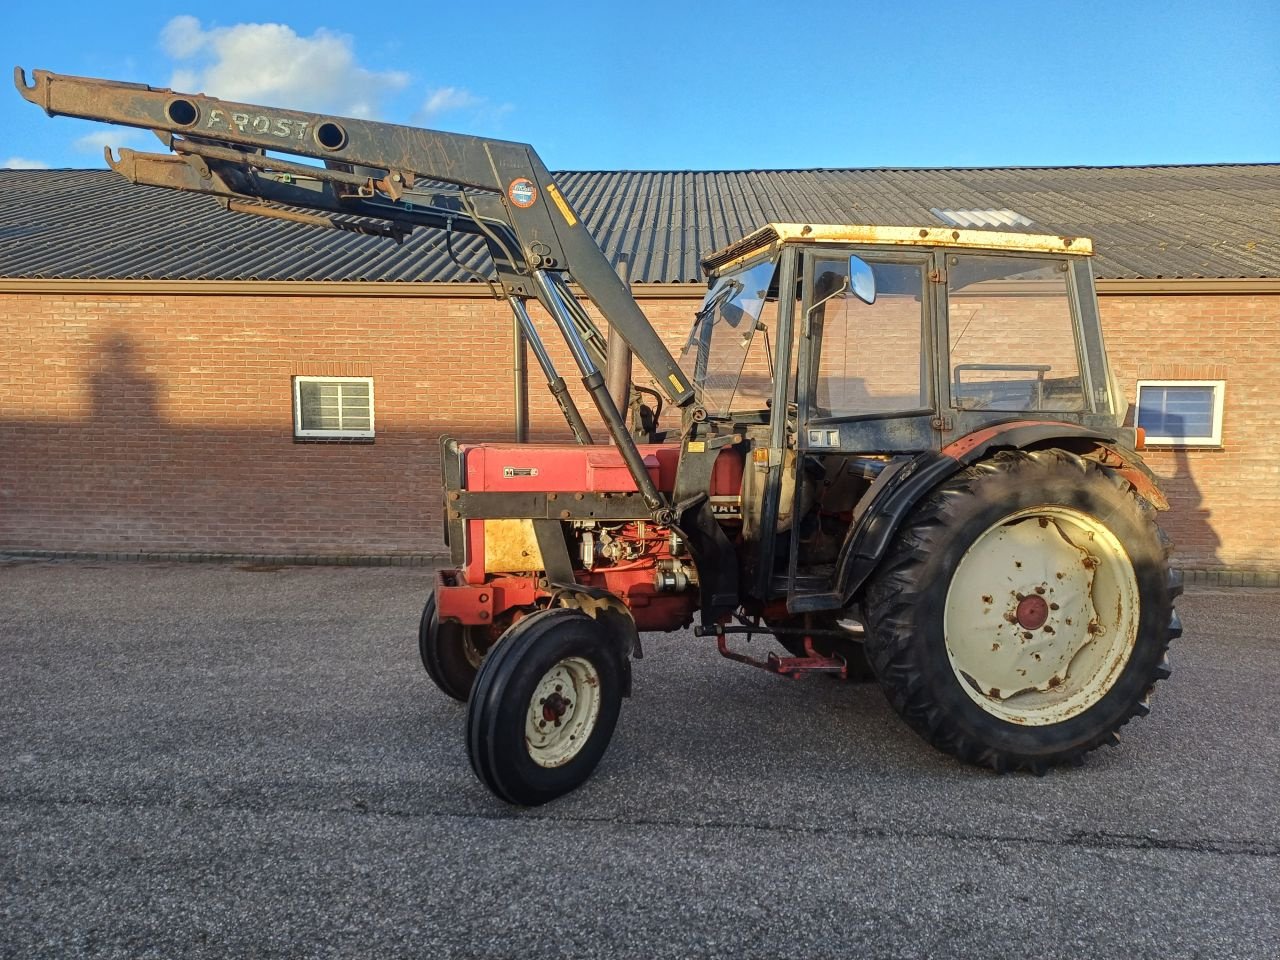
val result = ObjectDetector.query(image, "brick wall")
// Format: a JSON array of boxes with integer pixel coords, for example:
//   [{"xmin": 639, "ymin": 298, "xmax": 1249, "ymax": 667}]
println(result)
[
  {"xmin": 1099, "ymin": 293, "xmax": 1280, "ymax": 572},
  {"xmin": 1, "ymin": 286, "xmax": 1276, "ymax": 571},
  {"xmin": 0, "ymin": 290, "xmax": 693, "ymax": 558}
]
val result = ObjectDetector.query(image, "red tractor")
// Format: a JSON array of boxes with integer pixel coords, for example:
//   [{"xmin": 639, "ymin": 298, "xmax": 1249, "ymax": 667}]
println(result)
[{"xmin": 19, "ymin": 69, "xmax": 1181, "ymax": 805}]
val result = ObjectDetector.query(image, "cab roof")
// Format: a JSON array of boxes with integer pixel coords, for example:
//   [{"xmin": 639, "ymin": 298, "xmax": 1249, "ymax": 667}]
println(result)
[{"xmin": 701, "ymin": 223, "xmax": 1093, "ymax": 275}]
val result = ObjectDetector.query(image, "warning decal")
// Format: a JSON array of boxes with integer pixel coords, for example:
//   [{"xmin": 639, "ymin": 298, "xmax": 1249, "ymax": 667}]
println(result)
[{"xmin": 546, "ymin": 183, "xmax": 578, "ymax": 227}]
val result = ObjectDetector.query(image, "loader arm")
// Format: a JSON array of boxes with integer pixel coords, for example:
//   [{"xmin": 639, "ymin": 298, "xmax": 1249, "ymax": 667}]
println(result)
[{"xmin": 14, "ymin": 67, "xmax": 693, "ymax": 407}]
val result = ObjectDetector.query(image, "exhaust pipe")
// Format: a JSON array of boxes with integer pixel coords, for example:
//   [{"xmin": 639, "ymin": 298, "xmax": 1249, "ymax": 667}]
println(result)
[{"xmin": 605, "ymin": 253, "xmax": 634, "ymax": 432}]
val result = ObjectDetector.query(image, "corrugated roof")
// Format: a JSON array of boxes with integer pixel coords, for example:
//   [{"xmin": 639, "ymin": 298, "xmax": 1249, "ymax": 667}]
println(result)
[{"xmin": 1, "ymin": 164, "xmax": 1277, "ymax": 282}]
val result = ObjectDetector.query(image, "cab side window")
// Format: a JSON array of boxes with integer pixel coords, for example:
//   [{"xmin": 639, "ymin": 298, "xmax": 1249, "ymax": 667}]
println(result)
[{"xmin": 946, "ymin": 255, "xmax": 1087, "ymax": 412}]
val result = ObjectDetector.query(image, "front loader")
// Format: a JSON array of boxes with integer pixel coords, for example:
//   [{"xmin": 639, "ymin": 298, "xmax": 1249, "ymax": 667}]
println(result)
[{"xmin": 17, "ymin": 68, "xmax": 1181, "ymax": 805}]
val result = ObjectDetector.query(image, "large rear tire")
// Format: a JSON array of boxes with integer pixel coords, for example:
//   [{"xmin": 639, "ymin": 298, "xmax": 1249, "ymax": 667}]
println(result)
[
  {"xmin": 467, "ymin": 607, "xmax": 625, "ymax": 806},
  {"xmin": 862, "ymin": 449, "xmax": 1181, "ymax": 772}
]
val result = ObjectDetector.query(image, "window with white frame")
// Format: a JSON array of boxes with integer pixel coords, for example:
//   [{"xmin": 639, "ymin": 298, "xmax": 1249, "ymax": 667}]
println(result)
[
  {"xmin": 1135, "ymin": 380, "xmax": 1224, "ymax": 446},
  {"xmin": 293, "ymin": 376, "xmax": 375, "ymax": 439}
]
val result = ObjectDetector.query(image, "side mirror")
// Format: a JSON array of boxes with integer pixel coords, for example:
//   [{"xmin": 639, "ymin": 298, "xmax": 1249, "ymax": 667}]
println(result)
[
  {"xmin": 848, "ymin": 255, "xmax": 876, "ymax": 305},
  {"xmin": 806, "ymin": 258, "xmax": 878, "ymax": 320}
]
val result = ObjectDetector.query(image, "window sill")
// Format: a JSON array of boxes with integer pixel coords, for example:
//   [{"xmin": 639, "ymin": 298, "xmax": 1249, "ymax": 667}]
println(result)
[
  {"xmin": 1142, "ymin": 442, "xmax": 1223, "ymax": 451},
  {"xmin": 292, "ymin": 436, "xmax": 376, "ymax": 444}
]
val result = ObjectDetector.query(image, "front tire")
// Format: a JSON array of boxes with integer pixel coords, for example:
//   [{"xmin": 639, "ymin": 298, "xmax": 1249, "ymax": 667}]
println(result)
[
  {"xmin": 862, "ymin": 449, "xmax": 1180, "ymax": 772},
  {"xmin": 418, "ymin": 591, "xmax": 493, "ymax": 702},
  {"xmin": 466, "ymin": 607, "xmax": 625, "ymax": 806}
]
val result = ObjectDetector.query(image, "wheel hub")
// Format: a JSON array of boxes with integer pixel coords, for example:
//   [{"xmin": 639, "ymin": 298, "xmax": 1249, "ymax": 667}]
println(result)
[
  {"xmin": 525, "ymin": 656, "xmax": 602, "ymax": 768},
  {"xmin": 541, "ymin": 691, "xmax": 571, "ymax": 725},
  {"xmin": 943, "ymin": 505, "xmax": 1140, "ymax": 725},
  {"xmin": 1015, "ymin": 594, "xmax": 1050, "ymax": 631}
]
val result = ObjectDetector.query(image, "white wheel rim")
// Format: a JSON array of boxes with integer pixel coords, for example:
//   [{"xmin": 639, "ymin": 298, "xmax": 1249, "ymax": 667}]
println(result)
[
  {"xmin": 524, "ymin": 656, "xmax": 602, "ymax": 768},
  {"xmin": 462, "ymin": 629, "xmax": 487, "ymax": 669},
  {"xmin": 943, "ymin": 505, "xmax": 1140, "ymax": 726}
]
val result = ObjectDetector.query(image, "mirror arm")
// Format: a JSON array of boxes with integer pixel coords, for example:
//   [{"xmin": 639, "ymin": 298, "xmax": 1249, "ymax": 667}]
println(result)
[{"xmin": 805, "ymin": 276, "xmax": 852, "ymax": 323}]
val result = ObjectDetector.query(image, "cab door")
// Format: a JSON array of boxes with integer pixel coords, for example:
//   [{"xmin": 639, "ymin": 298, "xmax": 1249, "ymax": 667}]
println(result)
[{"xmin": 794, "ymin": 247, "xmax": 943, "ymax": 455}]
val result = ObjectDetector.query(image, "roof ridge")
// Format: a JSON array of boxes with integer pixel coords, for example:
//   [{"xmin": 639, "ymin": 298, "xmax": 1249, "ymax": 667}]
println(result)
[
  {"xmin": 551, "ymin": 162, "xmax": 1280, "ymax": 175},
  {"xmin": 6, "ymin": 162, "xmax": 1280, "ymax": 176}
]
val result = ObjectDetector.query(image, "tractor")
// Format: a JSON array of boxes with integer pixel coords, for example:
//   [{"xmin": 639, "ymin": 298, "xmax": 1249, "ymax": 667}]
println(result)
[{"xmin": 17, "ymin": 68, "xmax": 1181, "ymax": 806}]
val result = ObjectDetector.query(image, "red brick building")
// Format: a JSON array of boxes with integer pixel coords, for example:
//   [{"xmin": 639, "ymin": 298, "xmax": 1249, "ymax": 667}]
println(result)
[{"xmin": 2, "ymin": 165, "xmax": 1278, "ymax": 578}]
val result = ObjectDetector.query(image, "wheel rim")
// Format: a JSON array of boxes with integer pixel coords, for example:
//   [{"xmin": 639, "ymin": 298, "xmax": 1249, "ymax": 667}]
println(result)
[
  {"xmin": 524, "ymin": 656, "xmax": 602, "ymax": 768},
  {"xmin": 943, "ymin": 505, "xmax": 1140, "ymax": 726},
  {"xmin": 460, "ymin": 627, "xmax": 488, "ymax": 669}
]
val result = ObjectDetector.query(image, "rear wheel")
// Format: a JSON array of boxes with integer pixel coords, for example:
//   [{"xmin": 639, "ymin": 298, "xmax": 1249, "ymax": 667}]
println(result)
[
  {"xmin": 467, "ymin": 607, "xmax": 625, "ymax": 805},
  {"xmin": 862, "ymin": 449, "xmax": 1180, "ymax": 772},
  {"xmin": 418, "ymin": 591, "xmax": 494, "ymax": 702}
]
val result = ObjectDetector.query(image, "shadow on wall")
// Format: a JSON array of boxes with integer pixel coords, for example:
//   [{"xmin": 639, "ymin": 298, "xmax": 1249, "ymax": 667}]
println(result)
[
  {"xmin": 1128, "ymin": 407, "xmax": 1221, "ymax": 570},
  {"xmin": 0, "ymin": 330, "xmax": 452, "ymax": 555},
  {"xmin": 89, "ymin": 332, "xmax": 162, "ymax": 424}
]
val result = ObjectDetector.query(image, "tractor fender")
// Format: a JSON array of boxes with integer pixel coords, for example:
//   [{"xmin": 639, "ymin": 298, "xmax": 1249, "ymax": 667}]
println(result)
[
  {"xmin": 830, "ymin": 421, "xmax": 1161, "ymax": 609},
  {"xmin": 941, "ymin": 420, "xmax": 1167, "ymax": 511},
  {"xmin": 547, "ymin": 581, "xmax": 640, "ymax": 695}
]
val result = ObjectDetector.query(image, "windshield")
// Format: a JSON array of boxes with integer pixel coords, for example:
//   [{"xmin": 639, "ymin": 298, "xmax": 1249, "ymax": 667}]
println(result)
[{"xmin": 678, "ymin": 256, "xmax": 778, "ymax": 415}]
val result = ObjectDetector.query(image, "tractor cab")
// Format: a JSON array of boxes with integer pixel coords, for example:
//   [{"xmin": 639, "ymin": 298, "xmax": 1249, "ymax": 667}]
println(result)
[
  {"xmin": 680, "ymin": 224, "xmax": 1133, "ymax": 608},
  {"xmin": 686, "ymin": 223, "xmax": 1119, "ymax": 445}
]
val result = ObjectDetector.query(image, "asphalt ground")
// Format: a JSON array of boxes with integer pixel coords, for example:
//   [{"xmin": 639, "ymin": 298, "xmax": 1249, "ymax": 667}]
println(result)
[{"xmin": 1, "ymin": 559, "xmax": 1277, "ymax": 959}]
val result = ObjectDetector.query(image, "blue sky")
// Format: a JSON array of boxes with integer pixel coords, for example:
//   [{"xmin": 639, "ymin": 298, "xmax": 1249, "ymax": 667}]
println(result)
[{"xmin": 2, "ymin": 0, "xmax": 1277, "ymax": 171}]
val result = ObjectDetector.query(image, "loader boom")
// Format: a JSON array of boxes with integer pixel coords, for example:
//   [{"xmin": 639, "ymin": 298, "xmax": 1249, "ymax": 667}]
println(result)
[{"xmin": 13, "ymin": 67, "xmax": 694, "ymax": 408}]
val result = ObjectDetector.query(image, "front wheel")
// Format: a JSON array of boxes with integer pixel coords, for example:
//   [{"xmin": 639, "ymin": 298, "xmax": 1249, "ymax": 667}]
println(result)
[
  {"xmin": 862, "ymin": 449, "xmax": 1181, "ymax": 772},
  {"xmin": 466, "ymin": 607, "xmax": 626, "ymax": 805},
  {"xmin": 418, "ymin": 591, "xmax": 494, "ymax": 702}
]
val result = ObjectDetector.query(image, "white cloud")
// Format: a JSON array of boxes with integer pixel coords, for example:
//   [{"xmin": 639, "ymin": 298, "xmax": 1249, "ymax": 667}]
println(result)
[
  {"xmin": 420, "ymin": 87, "xmax": 483, "ymax": 120},
  {"xmin": 169, "ymin": 68, "xmax": 200, "ymax": 92},
  {"xmin": 4, "ymin": 156, "xmax": 51, "ymax": 169},
  {"xmin": 73, "ymin": 128, "xmax": 143, "ymax": 153},
  {"xmin": 415, "ymin": 87, "xmax": 514, "ymax": 132},
  {"xmin": 160, "ymin": 16, "xmax": 409, "ymax": 119},
  {"xmin": 161, "ymin": 14, "xmax": 205, "ymax": 59}
]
